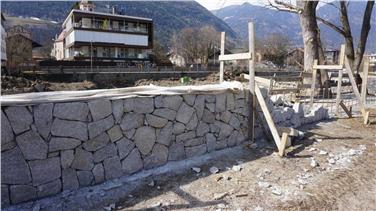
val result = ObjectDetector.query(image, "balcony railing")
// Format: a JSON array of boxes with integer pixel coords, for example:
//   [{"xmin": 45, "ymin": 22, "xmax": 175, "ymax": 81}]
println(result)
[{"xmin": 73, "ymin": 22, "xmax": 148, "ymax": 33}]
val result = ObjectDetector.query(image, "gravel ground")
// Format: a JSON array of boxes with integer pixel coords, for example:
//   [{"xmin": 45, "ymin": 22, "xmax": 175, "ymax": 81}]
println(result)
[{"xmin": 5, "ymin": 114, "xmax": 376, "ymax": 211}]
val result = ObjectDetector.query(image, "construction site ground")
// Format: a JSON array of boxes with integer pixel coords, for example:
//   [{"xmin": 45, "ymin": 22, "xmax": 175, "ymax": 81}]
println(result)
[{"xmin": 6, "ymin": 111, "xmax": 376, "ymax": 211}]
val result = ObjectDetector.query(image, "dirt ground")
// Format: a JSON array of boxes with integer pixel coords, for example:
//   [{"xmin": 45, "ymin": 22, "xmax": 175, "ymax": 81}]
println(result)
[{"xmin": 112, "ymin": 117, "xmax": 376, "ymax": 211}]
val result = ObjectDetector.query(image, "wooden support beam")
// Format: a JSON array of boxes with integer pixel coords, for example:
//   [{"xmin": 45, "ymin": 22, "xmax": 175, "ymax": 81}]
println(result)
[
  {"xmin": 335, "ymin": 69, "xmax": 343, "ymax": 116},
  {"xmin": 277, "ymin": 127, "xmax": 299, "ymax": 137},
  {"xmin": 313, "ymin": 64, "xmax": 343, "ymax": 70},
  {"xmin": 272, "ymin": 76, "xmax": 302, "ymax": 82},
  {"xmin": 344, "ymin": 57, "xmax": 369, "ymax": 124},
  {"xmin": 255, "ymin": 84, "xmax": 282, "ymax": 151},
  {"xmin": 339, "ymin": 100, "xmax": 352, "ymax": 118},
  {"xmin": 248, "ymin": 22, "xmax": 256, "ymax": 143},
  {"xmin": 361, "ymin": 57, "xmax": 370, "ymax": 105},
  {"xmin": 269, "ymin": 88, "xmax": 300, "ymax": 95},
  {"xmin": 278, "ymin": 133, "xmax": 289, "ymax": 157},
  {"xmin": 219, "ymin": 32, "xmax": 225, "ymax": 83},
  {"xmin": 338, "ymin": 44, "xmax": 346, "ymax": 67},
  {"xmin": 310, "ymin": 60, "xmax": 318, "ymax": 108},
  {"xmin": 219, "ymin": 53, "xmax": 252, "ymax": 61}
]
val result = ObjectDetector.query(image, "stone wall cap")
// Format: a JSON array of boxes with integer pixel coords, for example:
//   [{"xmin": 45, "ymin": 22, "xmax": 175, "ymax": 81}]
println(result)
[{"xmin": 1, "ymin": 82, "xmax": 244, "ymax": 106}]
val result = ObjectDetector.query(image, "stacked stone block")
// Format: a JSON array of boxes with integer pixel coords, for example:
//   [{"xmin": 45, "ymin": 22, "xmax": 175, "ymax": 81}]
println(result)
[{"xmin": 1, "ymin": 91, "xmax": 249, "ymax": 206}]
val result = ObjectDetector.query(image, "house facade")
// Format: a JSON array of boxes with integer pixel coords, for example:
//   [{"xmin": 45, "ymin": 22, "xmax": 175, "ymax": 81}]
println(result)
[{"xmin": 52, "ymin": 1, "xmax": 153, "ymax": 63}]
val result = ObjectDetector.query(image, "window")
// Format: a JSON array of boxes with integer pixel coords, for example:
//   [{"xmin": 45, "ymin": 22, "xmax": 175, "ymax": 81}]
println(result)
[{"xmin": 103, "ymin": 47, "xmax": 111, "ymax": 57}]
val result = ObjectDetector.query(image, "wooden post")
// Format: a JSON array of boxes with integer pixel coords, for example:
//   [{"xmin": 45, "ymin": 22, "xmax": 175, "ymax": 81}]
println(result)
[
  {"xmin": 310, "ymin": 60, "xmax": 318, "ymax": 108},
  {"xmin": 335, "ymin": 69, "xmax": 343, "ymax": 116},
  {"xmin": 344, "ymin": 57, "xmax": 369, "ymax": 124},
  {"xmin": 361, "ymin": 57, "xmax": 370, "ymax": 105},
  {"xmin": 248, "ymin": 22, "xmax": 256, "ymax": 142},
  {"xmin": 219, "ymin": 32, "xmax": 225, "ymax": 83}
]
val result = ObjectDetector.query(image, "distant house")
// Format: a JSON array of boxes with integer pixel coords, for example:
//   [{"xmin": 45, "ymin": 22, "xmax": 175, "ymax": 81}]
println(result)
[
  {"xmin": 6, "ymin": 25, "xmax": 41, "ymax": 74},
  {"xmin": 324, "ymin": 49, "xmax": 340, "ymax": 64},
  {"xmin": 1, "ymin": 13, "xmax": 6, "ymax": 71},
  {"xmin": 285, "ymin": 48, "xmax": 304, "ymax": 67},
  {"xmin": 51, "ymin": 0, "xmax": 153, "ymax": 64}
]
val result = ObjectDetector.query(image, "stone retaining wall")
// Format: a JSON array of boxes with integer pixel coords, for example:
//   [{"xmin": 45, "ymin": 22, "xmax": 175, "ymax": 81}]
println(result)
[{"xmin": 1, "ymin": 89, "xmax": 249, "ymax": 206}]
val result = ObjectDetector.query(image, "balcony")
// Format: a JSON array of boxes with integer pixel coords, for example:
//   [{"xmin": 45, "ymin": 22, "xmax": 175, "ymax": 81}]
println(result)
[{"xmin": 73, "ymin": 21, "xmax": 148, "ymax": 34}]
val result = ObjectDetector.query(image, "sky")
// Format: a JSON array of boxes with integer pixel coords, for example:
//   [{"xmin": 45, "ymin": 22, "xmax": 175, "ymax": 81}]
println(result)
[{"xmin": 195, "ymin": 0, "xmax": 263, "ymax": 11}]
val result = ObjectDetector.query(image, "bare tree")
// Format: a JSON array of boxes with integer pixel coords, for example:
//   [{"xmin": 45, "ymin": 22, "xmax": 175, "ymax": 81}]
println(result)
[
  {"xmin": 171, "ymin": 26, "xmax": 220, "ymax": 66},
  {"xmin": 317, "ymin": 1, "xmax": 375, "ymax": 73},
  {"xmin": 259, "ymin": 33, "xmax": 290, "ymax": 67}
]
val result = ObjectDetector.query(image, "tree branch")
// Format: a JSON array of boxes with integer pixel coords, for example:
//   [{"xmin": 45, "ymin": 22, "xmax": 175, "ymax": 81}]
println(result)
[
  {"xmin": 316, "ymin": 16, "xmax": 346, "ymax": 35},
  {"xmin": 266, "ymin": 0, "xmax": 301, "ymax": 14}
]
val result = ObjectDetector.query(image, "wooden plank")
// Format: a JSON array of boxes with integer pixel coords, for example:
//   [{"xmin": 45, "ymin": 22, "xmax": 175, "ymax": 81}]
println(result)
[
  {"xmin": 278, "ymin": 133, "xmax": 289, "ymax": 157},
  {"xmin": 336, "ymin": 69, "xmax": 343, "ymax": 116},
  {"xmin": 277, "ymin": 127, "xmax": 299, "ymax": 136},
  {"xmin": 249, "ymin": 22, "xmax": 256, "ymax": 143},
  {"xmin": 344, "ymin": 57, "xmax": 369, "ymax": 124},
  {"xmin": 219, "ymin": 52, "xmax": 252, "ymax": 61},
  {"xmin": 301, "ymin": 72, "xmax": 313, "ymax": 78},
  {"xmin": 313, "ymin": 64, "xmax": 343, "ymax": 70},
  {"xmin": 255, "ymin": 84, "xmax": 282, "ymax": 151},
  {"xmin": 310, "ymin": 60, "xmax": 318, "ymax": 108},
  {"xmin": 241, "ymin": 74, "xmax": 271, "ymax": 86},
  {"xmin": 298, "ymin": 84, "xmax": 319, "ymax": 89},
  {"xmin": 339, "ymin": 100, "xmax": 352, "ymax": 118},
  {"xmin": 338, "ymin": 44, "xmax": 346, "ymax": 67},
  {"xmin": 219, "ymin": 32, "xmax": 225, "ymax": 83},
  {"xmin": 273, "ymin": 76, "xmax": 302, "ymax": 82},
  {"xmin": 361, "ymin": 57, "xmax": 370, "ymax": 104},
  {"xmin": 269, "ymin": 88, "xmax": 300, "ymax": 95}
]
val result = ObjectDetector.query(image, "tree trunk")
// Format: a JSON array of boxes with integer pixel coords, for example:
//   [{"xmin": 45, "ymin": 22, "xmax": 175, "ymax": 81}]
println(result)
[
  {"xmin": 340, "ymin": 1, "xmax": 355, "ymax": 69},
  {"xmin": 353, "ymin": 0, "xmax": 375, "ymax": 73},
  {"xmin": 298, "ymin": 1, "xmax": 320, "ymax": 73}
]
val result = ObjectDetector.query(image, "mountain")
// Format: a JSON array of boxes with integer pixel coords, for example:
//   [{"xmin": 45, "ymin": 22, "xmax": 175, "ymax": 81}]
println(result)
[
  {"xmin": 1, "ymin": 1, "xmax": 237, "ymax": 48},
  {"xmin": 213, "ymin": 2, "xmax": 376, "ymax": 51}
]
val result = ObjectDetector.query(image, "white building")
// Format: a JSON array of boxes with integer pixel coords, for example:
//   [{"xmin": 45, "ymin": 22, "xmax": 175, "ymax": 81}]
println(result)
[{"xmin": 52, "ymin": 1, "xmax": 153, "ymax": 62}]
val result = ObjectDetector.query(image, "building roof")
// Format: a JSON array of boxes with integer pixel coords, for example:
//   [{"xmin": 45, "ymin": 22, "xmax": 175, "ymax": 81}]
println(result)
[{"xmin": 62, "ymin": 9, "xmax": 153, "ymax": 27}]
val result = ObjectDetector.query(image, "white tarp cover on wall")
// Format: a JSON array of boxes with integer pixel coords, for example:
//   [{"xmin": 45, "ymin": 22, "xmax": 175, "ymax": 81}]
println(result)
[{"xmin": 1, "ymin": 82, "xmax": 244, "ymax": 106}]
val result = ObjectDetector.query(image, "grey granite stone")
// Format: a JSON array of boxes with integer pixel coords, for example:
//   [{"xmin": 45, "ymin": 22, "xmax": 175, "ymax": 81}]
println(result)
[
  {"xmin": 92, "ymin": 163, "xmax": 105, "ymax": 184},
  {"xmin": 71, "ymin": 148, "xmax": 94, "ymax": 170},
  {"xmin": 185, "ymin": 144, "xmax": 207, "ymax": 158},
  {"xmin": 143, "ymin": 144, "xmax": 168, "ymax": 169},
  {"xmin": 51, "ymin": 118, "xmax": 88, "ymax": 141},
  {"xmin": 10, "ymin": 185, "xmax": 36, "ymax": 204},
  {"xmin": 134, "ymin": 126, "xmax": 156, "ymax": 155},
  {"xmin": 146, "ymin": 114, "xmax": 168, "ymax": 128},
  {"xmin": 107, "ymin": 125, "xmax": 123, "ymax": 142},
  {"xmin": 16, "ymin": 130, "xmax": 48, "ymax": 160},
  {"xmin": 168, "ymin": 143, "xmax": 185, "ymax": 161},
  {"xmin": 120, "ymin": 113, "xmax": 144, "ymax": 131},
  {"xmin": 37, "ymin": 179, "xmax": 61, "ymax": 198},
  {"xmin": 112, "ymin": 100, "xmax": 124, "ymax": 124},
  {"xmin": 88, "ymin": 115, "xmax": 114, "ymax": 139},
  {"xmin": 49, "ymin": 137, "xmax": 81, "ymax": 152},
  {"xmin": 83, "ymin": 132, "xmax": 110, "ymax": 152},
  {"xmin": 5, "ymin": 106, "xmax": 33, "ymax": 134},
  {"xmin": 103, "ymin": 156, "xmax": 122, "ymax": 180},
  {"xmin": 153, "ymin": 108, "xmax": 177, "ymax": 121},
  {"xmin": 121, "ymin": 149, "xmax": 143, "ymax": 174},
  {"xmin": 1, "ymin": 147, "xmax": 31, "ymax": 185},
  {"xmin": 29, "ymin": 157, "xmax": 61, "ymax": 186},
  {"xmin": 62, "ymin": 168, "xmax": 79, "ymax": 191},
  {"xmin": 93, "ymin": 143, "xmax": 117, "ymax": 163},
  {"xmin": 61, "ymin": 150, "xmax": 74, "ymax": 169},
  {"xmin": 34, "ymin": 103, "xmax": 53, "ymax": 140},
  {"xmin": 54, "ymin": 102, "xmax": 89, "ymax": 121},
  {"xmin": 134, "ymin": 97, "xmax": 154, "ymax": 113},
  {"xmin": 116, "ymin": 138, "xmax": 135, "ymax": 159},
  {"xmin": 88, "ymin": 100, "xmax": 112, "ymax": 121},
  {"xmin": 176, "ymin": 103, "xmax": 195, "ymax": 124},
  {"xmin": 156, "ymin": 122, "xmax": 173, "ymax": 146},
  {"xmin": 77, "ymin": 171, "xmax": 94, "ymax": 187}
]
